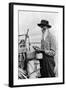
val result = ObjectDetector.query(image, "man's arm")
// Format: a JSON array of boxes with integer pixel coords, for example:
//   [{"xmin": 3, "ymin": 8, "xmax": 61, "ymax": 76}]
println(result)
[
  {"xmin": 44, "ymin": 49, "xmax": 55, "ymax": 56},
  {"xmin": 45, "ymin": 33, "xmax": 56, "ymax": 56}
]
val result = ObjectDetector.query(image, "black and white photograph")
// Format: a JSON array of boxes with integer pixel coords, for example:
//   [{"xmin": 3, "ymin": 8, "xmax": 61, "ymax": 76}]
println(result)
[
  {"xmin": 9, "ymin": 3, "xmax": 64, "ymax": 87},
  {"xmin": 18, "ymin": 11, "xmax": 57, "ymax": 79}
]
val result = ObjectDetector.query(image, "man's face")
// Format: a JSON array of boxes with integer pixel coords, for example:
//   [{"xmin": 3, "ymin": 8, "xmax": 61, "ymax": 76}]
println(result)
[{"xmin": 41, "ymin": 26, "xmax": 48, "ymax": 33}]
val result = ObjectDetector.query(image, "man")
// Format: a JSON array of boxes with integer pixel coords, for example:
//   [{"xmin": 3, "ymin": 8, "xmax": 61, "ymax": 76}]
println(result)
[{"xmin": 36, "ymin": 20, "xmax": 56, "ymax": 77}]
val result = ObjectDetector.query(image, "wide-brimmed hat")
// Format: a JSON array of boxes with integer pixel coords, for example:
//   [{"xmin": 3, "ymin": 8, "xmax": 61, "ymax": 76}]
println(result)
[{"xmin": 37, "ymin": 20, "xmax": 51, "ymax": 28}]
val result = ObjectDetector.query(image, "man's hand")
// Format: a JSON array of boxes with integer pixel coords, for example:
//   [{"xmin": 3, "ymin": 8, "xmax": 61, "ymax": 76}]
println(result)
[{"xmin": 33, "ymin": 46, "xmax": 41, "ymax": 51}]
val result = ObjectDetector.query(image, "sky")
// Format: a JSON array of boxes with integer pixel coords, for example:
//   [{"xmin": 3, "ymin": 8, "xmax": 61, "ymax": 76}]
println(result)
[{"xmin": 18, "ymin": 10, "xmax": 58, "ymax": 45}]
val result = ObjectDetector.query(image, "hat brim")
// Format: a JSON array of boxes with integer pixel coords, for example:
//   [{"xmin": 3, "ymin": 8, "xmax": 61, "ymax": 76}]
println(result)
[{"xmin": 37, "ymin": 24, "xmax": 51, "ymax": 28}]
